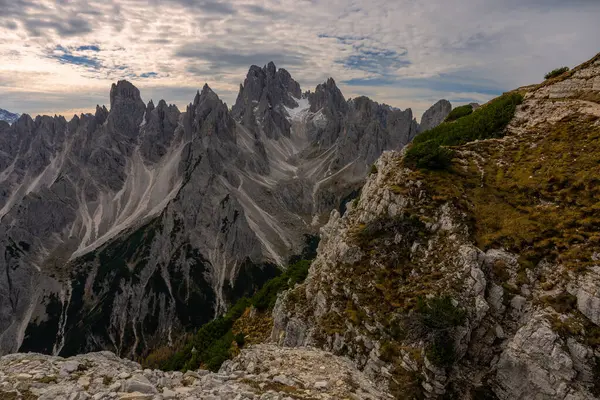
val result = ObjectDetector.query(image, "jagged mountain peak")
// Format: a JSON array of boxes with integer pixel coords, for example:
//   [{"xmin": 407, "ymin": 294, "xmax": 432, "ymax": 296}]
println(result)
[
  {"xmin": 192, "ymin": 83, "xmax": 226, "ymax": 112},
  {"xmin": 192, "ymin": 84, "xmax": 220, "ymax": 107},
  {"xmin": 233, "ymin": 62, "xmax": 302, "ymax": 119},
  {"xmin": 146, "ymin": 99, "xmax": 155, "ymax": 113},
  {"xmin": 231, "ymin": 62, "xmax": 302, "ymax": 139},
  {"xmin": 106, "ymin": 80, "xmax": 146, "ymax": 137},
  {"xmin": 200, "ymin": 82, "xmax": 218, "ymax": 100},
  {"xmin": 308, "ymin": 77, "xmax": 347, "ymax": 114},
  {"xmin": 265, "ymin": 60, "xmax": 277, "ymax": 75},
  {"xmin": 109, "ymin": 80, "xmax": 142, "ymax": 110},
  {"xmin": 94, "ymin": 104, "xmax": 109, "ymax": 124}
]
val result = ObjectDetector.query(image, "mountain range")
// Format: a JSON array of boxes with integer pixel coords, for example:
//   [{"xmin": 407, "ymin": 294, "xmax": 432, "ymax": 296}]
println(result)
[
  {"xmin": 0, "ymin": 108, "xmax": 20, "ymax": 125},
  {"xmin": 1, "ymin": 51, "xmax": 600, "ymax": 400},
  {"xmin": 0, "ymin": 62, "xmax": 451, "ymax": 358}
]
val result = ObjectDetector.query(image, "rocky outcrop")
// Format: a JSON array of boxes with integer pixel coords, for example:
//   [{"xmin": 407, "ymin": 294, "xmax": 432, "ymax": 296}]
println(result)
[
  {"xmin": 0, "ymin": 345, "xmax": 390, "ymax": 399},
  {"xmin": 419, "ymin": 99, "xmax": 452, "ymax": 132},
  {"xmin": 271, "ymin": 151, "xmax": 493, "ymax": 396},
  {"xmin": 495, "ymin": 312, "xmax": 595, "ymax": 400},
  {"xmin": 271, "ymin": 53, "xmax": 600, "ymax": 398}
]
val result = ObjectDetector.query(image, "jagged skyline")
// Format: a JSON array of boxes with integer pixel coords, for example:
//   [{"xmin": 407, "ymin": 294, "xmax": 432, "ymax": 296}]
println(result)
[{"xmin": 1, "ymin": 0, "xmax": 599, "ymax": 118}]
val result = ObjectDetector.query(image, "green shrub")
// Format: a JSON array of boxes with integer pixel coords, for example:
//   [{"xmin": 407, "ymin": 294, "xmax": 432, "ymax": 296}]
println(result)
[
  {"xmin": 404, "ymin": 141, "xmax": 454, "ymax": 170},
  {"xmin": 405, "ymin": 93, "xmax": 523, "ymax": 170},
  {"xmin": 416, "ymin": 296, "xmax": 466, "ymax": 367},
  {"xmin": 445, "ymin": 104, "xmax": 473, "ymax": 123},
  {"xmin": 234, "ymin": 332, "xmax": 245, "ymax": 347},
  {"xmin": 370, "ymin": 164, "xmax": 378, "ymax": 175},
  {"xmin": 545, "ymin": 67, "xmax": 569, "ymax": 80},
  {"xmin": 541, "ymin": 292, "xmax": 577, "ymax": 314},
  {"xmin": 416, "ymin": 296, "xmax": 466, "ymax": 330},
  {"xmin": 252, "ymin": 259, "xmax": 311, "ymax": 311},
  {"xmin": 426, "ymin": 334, "xmax": 457, "ymax": 367}
]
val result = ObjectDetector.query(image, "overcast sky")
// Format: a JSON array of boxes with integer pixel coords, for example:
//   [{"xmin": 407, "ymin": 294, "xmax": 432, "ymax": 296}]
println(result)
[{"xmin": 0, "ymin": 0, "xmax": 599, "ymax": 120}]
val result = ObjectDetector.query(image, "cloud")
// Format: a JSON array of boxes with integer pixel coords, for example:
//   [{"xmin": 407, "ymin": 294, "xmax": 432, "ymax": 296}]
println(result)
[
  {"xmin": 161, "ymin": 0, "xmax": 237, "ymax": 15},
  {"xmin": 0, "ymin": 0, "xmax": 598, "ymax": 120},
  {"xmin": 176, "ymin": 44, "xmax": 307, "ymax": 70},
  {"xmin": 24, "ymin": 16, "xmax": 93, "ymax": 37}
]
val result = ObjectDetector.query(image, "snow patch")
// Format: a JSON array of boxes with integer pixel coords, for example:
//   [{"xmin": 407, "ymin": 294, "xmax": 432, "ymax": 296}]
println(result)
[{"xmin": 284, "ymin": 97, "xmax": 310, "ymax": 121}]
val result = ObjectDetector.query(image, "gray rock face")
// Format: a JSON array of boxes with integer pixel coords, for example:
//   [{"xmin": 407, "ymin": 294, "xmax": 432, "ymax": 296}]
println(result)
[
  {"xmin": 0, "ymin": 62, "xmax": 420, "ymax": 359},
  {"xmin": 570, "ymin": 266, "xmax": 600, "ymax": 326},
  {"xmin": 232, "ymin": 62, "xmax": 300, "ymax": 140},
  {"xmin": 308, "ymin": 78, "xmax": 348, "ymax": 114},
  {"xmin": 272, "ymin": 150, "xmax": 600, "ymax": 399},
  {"xmin": 495, "ymin": 313, "xmax": 595, "ymax": 400},
  {"xmin": 419, "ymin": 99, "xmax": 452, "ymax": 132}
]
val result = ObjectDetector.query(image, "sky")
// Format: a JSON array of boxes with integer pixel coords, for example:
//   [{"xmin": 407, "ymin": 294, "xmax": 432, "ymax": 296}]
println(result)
[{"xmin": 0, "ymin": 0, "xmax": 599, "ymax": 121}]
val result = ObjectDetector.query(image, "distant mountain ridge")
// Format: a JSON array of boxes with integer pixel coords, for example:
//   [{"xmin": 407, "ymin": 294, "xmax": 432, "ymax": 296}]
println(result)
[
  {"xmin": 0, "ymin": 62, "xmax": 449, "ymax": 359},
  {"xmin": 0, "ymin": 108, "xmax": 20, "ymax": 125}
]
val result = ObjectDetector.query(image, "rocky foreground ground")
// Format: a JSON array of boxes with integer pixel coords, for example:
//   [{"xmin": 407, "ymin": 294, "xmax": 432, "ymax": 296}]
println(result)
[{"xmin": 0, "ymin": 344, "xmax": 390, "ymax": 399}]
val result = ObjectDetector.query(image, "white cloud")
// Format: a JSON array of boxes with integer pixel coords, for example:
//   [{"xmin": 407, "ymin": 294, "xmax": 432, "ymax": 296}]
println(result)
[{"xmin": 0, "ymin": 0, "xmax": 598, "ymax": 118}]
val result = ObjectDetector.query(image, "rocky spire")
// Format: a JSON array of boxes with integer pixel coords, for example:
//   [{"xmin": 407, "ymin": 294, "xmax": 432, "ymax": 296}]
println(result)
[
  {"xmin": 419, "ymin": 99, "xmax": 452, "ymax": 133},
  {"xmin": 232, "ymin": 62, "xmax": 302, "ymax": 139},
  {"xmin": 109, "ymin": 80, "xmax": 142, "ymax": 110},
  {"xmin": 106, "ymin": 80, "xmax": 146, "ymax": 138},
  {"xmin": 146, "ymin": 99, "xmax": 155, "ymax": 114},
  {"xmin": 94, "ymin": 105, "xmax": 109, "ymax": 124},
  {"xmin": 308, "ymin": 77, "xmax": 347, "ymax": 114}
]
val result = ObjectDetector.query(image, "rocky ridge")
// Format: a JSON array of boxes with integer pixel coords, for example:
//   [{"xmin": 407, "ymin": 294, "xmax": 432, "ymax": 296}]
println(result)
[
  {"xmin": 0, "ymin": 345, "xmax": 389, "ymax": 399},
  {"xmin": 271, "ymin": 53, "xmax": 600, "ymax": 398}
]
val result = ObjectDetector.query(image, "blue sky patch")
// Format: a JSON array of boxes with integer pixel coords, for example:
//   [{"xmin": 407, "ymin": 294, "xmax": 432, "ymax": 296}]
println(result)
[
  {"xmin": 53, "ymin": 53, "xmax": 100, "ymax": 68},
  {"xmin": 76, "ymin": 45, "xmax": 100, "ymax": 52},
  {"xmin": 49, "ymin": 45, "xmax": 101, "ymax": 68},
  {"xmin": 340, "ymin": 48, "xmax": 410, "ymax": 75},
  {"xmin": 139, "ymin": 72, "xmax": 158, "ymax": 78}
]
